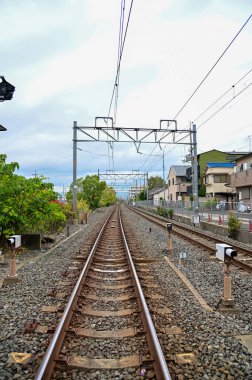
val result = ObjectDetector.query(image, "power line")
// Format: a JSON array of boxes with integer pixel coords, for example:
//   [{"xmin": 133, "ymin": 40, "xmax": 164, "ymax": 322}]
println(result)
[
  {"xmin": 197, "ymin": 81, "xmax": 252, "ymax": 129},
  {"xmin": 138, "ymin": 14, "xmax": 252, "ymax": 174},
  {"xmin": 106, "ymin": 0, "xmax": 134, "ymax": 172},
  {"xmin": 172, "ymin": 13, "xmax": 252, "ymax": 121},
  {"xmin": 107, "ymin": 0, "xmax": 134, "ymax": 122},
  {"xmin": 114, "ymin": 0, "xmax": 126, "ymax": 126},
  {"xmin": 193, "ymin": 68, "xmax": 252, "ymax": 122}
]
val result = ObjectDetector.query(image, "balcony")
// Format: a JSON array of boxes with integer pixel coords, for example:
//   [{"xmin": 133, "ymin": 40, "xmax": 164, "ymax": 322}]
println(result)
[{"xmin": 230, "ymin": 168, "xmax": 252, "ymax": 188}]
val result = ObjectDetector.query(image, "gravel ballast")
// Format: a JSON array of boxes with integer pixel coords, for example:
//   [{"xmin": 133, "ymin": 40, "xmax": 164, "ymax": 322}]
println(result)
[
  {"xmin": 0, "ymin": 204, "xmax": 251, "ymax": 379},
  {"xmin": 0, "ymin": 208, "xmax": 111, "ymax": 380},
  {"xmin": 122, "ymin": 205, "xmax": 252, "ymax": 379}
]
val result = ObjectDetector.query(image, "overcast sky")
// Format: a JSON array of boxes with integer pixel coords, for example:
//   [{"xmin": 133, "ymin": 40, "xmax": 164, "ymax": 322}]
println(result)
[{"xmin": 1, "ymin": 0, "xmax": 252, "ymax": 195}]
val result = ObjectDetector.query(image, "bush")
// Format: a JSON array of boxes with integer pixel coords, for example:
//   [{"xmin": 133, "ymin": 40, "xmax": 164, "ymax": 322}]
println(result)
[
  {"xmin": 157, "ymin": 207, "xmax": 168, "ymax": 217},
  {"xmin": 205, "ymin": 198, "xmax": 218, "ymax": 208},
  {"xmin": 228, "ymin": 213, "xmax": 241, "ymax": 239},
  {"xmin": 167, "ymin": 208, "xmax": 174, "ymax": 219}
]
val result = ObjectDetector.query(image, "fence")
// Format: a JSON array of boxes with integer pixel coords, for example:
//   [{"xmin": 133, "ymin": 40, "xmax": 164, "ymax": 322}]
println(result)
[{"xmin": 134, "ymin": 200, "xmax": 252, "ymax": 231}]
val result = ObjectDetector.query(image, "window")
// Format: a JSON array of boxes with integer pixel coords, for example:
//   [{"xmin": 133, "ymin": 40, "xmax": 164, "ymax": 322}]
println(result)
[
  {"xmin": 241, "ymin": 187, "xmax": 250, "ymax": 199},
  {"xmin": 168, "ymin": 180, "xmax": 170, "ymax": 186},
  {"xmin": 214, "ymin": 174, "xmax": 227, "ymax": 183},
  {"xmin": 172, "ymin": 178, "xmax": 175, "ymax": 185}
]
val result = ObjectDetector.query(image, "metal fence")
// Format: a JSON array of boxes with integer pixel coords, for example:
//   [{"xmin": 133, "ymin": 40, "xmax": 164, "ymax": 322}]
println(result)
[{"xmin": 134, "ymin": 200, "xmax": 252, "ymax": 231}]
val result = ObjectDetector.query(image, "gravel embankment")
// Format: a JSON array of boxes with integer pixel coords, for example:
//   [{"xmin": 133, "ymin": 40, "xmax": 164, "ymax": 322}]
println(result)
[
  {"xmin": 0, "ymin": 208, "xmax": 111, "ymax": 380},
  {"xmin": 122, "ymin": 205, "xmax": 252, "ymax": 380}
]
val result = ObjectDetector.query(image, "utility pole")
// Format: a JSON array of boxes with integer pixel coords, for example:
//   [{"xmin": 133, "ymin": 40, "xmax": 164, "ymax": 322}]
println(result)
[
  {"xmin": 62, "ymin": 184, "xmax": 68, "ymax": 202},
  {"xmin": 73, "ymin": 121, "xmax": 77, "ymax": 213},
  {"xmin": 246, "ymin": 135, "xmax": 252, "ymax": 152},
  {"xmin": 162, "ymin": 151, "xmax": 165, "ymax": 202},
  {"xmin": 32, "ymin": 170, "xmax": 38, "ymax": 178},
  {"xmin": 146, "ymin": 172, "xmax": 148, "ymax": 203},
  {"xmin": 192, "ymin": 123, "xmax": 199, "ymax": 212}
]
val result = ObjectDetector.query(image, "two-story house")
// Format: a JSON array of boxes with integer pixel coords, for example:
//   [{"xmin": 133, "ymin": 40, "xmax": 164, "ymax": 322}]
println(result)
[
  {"xmin": 167, "ymin": 165, "xmax": 190, "ymax": 202},
  {"xmin": 203, "ymin": 162, "xmax": 235, "ymax": 202},
  {"xmin": 230, "ymin": 152, "xmax": 252, "ymax": 205}
]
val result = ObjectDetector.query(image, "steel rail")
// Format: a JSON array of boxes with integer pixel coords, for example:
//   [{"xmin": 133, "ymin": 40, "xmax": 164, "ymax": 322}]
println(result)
[
  {"xmin": 119, "ymin": 208, "xmax": 172, "ymax": 380},
  {"xmin": 128, "ymin": 206, "xmax": 252, "ymax": 273},
  {"xmin": 35, "ymin": 208, "xmax": 115, "ymax": 380},
  {"xmin": 129, "ymin": 206, "xmax": 252, "ymax": 256}
]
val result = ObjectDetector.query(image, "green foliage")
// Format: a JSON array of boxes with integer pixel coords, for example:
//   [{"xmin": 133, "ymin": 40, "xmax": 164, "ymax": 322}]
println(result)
[
  {"xmin": 67, "ymin": 175, "xmax": 116, "ymax": 211},
  {"xmin": 198, "ymin": 185, "xmax": 206, "ymax": 197},
  {"xmin": 148, "ymin": 176, "xmax": 165, "ymax": 190},
  {"xmin": 66, "ymin": 177, "xmax": 85, "ymax": 203},
  {"xmin": 157, "ymin": 207, "xmax": 174, "ymax": 219},
  {"xmin": 81, "ymin": 175, "xmax": 106, "ymax": 210},
  {"xmin": 137, "ymin": 189, "xmax": 147, "ymax": 201},
  {"xmin": 0, "ymin": 155, "xmax": 66, "ymax": 243},
  {"xmin": 157, "ymin": 207, "xmax": 166, "ymax": 217},
  {"xmin": 167, "ymin": 208, "xmax": 174, "ymax": 219},
  {"xmin": 77, "ymin": 199, "xmax": 90, "ymax": 212},
  {"xmin": 205, "ymin": 198, "xmax": 218, "ymax": 208},
  {"xmin": 228, "ymin": 213, "xmax": 241, "ymax": 239},
  {"xmin": 99, "ymin": 186, "xmax": 116, "ymax": 207}
]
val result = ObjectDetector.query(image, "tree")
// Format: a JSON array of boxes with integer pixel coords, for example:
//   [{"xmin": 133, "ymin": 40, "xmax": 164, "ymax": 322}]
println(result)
[
  {"xmin": 199, "ymin": 185, "xmax": 206, "ymax": 197},
  {"xmin": 99, "ymin": 186, "xmax": 117, "ymax": 207},
  {"xmin": 66, "ymin": 177, "xmax": 85, "ymax": 203},
  {"xmin": 148, "ymin": 176, "xmax": 165, "ymax": 190},
  {"xmin": 66, "ymin": 175, "xmax": 117, "ymax": 211},
  {"xmin": 81, "ymin": 175, "xmax": 106, "ymax": 210},
  {"xmin": 137, "ymin": 189, "xmax": 147, "ymax": 200},
  {"xmin": 0, "ymin": 155, "xmax": 66, "ymax": 243}
]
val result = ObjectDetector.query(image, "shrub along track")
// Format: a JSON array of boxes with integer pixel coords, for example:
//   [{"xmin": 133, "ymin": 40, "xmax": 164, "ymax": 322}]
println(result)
[
  {"xmin": 126, "ymin": 206, "xmax": 252, "ymax": 274},
  {"xmin": 35, "ymin": 205, "xmax": 172, "ymax": 380}
]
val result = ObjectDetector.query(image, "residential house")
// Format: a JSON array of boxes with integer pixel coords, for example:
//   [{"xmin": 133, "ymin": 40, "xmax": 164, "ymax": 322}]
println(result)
[
  {"xmin": 229, "ymin": 152, "xmax": 252, "ymax": 204},
  {"xmin": 152, "ymin": 188, "xmax": 169, "ymax": 205},
  {"xmin": 167, "ymin": 165, "xmax": 190, "ymax": 202},
  {"xmin": 188, "ymin": 149, "xmax": 248, "ymax": 198},
  {"xmin": 197, "ymin": 149, "xmax": 248, "ymax": 182},
  {"xmin": 203, "ymin": 162, "xmax": 235, "ymax": 202}
]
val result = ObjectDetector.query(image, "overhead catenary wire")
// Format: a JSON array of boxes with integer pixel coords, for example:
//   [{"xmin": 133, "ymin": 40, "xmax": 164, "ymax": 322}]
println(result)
[
  {"xmin": 172, "ymin": 13, "xmax": 252, "ymax": 121},
  {"xmin": 114, "ymin": 0, "xmax": 126, "ymax": 126},
  {"xmin": 111, "ymin": 0, "xmax": 126, "ymax": 171},
  {"xmin": 107, "ymin": 0, "xmax": 134, "ymax": 122},
  {"xmin": 146, "ymin": 78, "xmax": 252, "ymax": 171},
  {"xmin": 106, "ymin": 0, "xmax": 134, "ymax": 172},
  {"xmin": 197, "ymin": 81, "xmax": 252, "ymax": 129},
  {"xmin": 193, "ymin": 67, "xmax": 252, "ymax": 122},
  {"xmin": 139, "ymin": 13, "xmax": 252, "ymax": 174}
]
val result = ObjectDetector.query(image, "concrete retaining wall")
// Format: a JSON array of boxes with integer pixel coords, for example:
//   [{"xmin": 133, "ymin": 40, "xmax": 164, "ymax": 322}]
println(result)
[{"xmin": 139, "ymin": 206, "xmax": 252, "ymax": 245}]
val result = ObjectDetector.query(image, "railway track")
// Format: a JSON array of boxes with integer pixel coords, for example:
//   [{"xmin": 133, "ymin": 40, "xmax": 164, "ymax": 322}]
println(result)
[
  {"xmin": 127, "ymin": 205, "xmax": 252, "ymax": 274},
  {"xmin": 35, "ymin": 205, "xmax": 172, "ymax": 380}
]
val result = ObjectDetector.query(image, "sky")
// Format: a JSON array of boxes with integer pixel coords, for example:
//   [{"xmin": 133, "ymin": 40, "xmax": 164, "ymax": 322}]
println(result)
[{"xmin": 1, "ymin": 0, "xmax": 252, "ymax": 197}]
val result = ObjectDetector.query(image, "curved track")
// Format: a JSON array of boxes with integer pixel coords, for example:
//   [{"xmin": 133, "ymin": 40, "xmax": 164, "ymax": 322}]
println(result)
[{"xmin": 35, "ymin": 205, "xmax": 171, "ymax": 380}]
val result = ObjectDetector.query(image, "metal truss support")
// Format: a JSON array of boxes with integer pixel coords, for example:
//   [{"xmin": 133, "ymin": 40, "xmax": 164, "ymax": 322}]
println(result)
[
  {"xmin": 72, "ymin": 118, "xmax": 197, "ymax": 211},
  {"xmin": 97, "ymin": 170, "xmax": 148, "ymax": 199}
]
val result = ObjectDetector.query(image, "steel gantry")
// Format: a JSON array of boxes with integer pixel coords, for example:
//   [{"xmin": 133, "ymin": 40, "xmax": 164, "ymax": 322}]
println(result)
[
  {"xmin": 72, "ymin": 117, "xmax": 198, "ymax": 211},
  {"xmin": 97, "ymin": 170, "xmax": 148, "ymax": 200}
]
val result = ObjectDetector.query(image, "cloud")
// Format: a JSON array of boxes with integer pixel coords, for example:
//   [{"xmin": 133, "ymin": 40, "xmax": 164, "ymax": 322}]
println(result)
[{"xmin": 1, "ymin": 0, "xmax": 252, "ymax": 194}]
